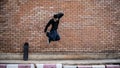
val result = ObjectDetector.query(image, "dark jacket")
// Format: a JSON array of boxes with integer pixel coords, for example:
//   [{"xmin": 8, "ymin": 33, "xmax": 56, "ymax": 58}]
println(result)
[
  {"xmin": 44, "ymin": 19, "xmax": 59, "ymax": 32},
  {"xmin": 44, "ymin": 12, "xmax": 64, "ymax": 32}
]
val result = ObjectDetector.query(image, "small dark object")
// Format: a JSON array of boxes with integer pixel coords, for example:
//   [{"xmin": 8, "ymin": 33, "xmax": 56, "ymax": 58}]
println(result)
[{"xmin": 23, "ymin": 42, "xmax": 29, "ymax": 61}]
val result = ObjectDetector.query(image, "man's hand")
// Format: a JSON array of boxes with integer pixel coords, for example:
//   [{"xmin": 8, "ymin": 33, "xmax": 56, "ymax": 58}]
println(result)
[
  {"xmin": 44, "ymin": 31, "xmax": 47, "ymax": 34},
  {"xmin": 44, "ymin": 31, "xmax": 49, "ymax": 34}
]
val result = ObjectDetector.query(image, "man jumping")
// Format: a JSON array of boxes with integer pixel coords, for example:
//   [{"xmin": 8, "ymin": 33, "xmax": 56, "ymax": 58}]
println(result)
[{"xmin": 44, "ymin": 12, "xmax": 64, "ymax": 44}]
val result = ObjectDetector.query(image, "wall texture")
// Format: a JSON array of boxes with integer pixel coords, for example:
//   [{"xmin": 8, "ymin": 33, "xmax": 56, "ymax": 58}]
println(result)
[{"xmin": 0, "ymin": 0, "xmax": 120, "ymax": 58}]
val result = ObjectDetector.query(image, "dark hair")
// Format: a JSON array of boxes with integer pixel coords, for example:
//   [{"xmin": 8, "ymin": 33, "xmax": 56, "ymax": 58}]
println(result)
[{"xmin": 53, "ymin": 14, "xmax": 58, "ymax": 18}]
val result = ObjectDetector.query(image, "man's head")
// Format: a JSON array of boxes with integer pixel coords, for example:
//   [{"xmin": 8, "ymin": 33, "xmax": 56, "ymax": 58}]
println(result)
[{"xmin": 53, "ymin": 14, "xmax": 58, "ymax": 22}]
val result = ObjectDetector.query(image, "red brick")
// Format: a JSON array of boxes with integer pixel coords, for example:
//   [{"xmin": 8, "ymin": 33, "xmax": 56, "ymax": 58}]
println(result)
[{"xmin": 0, "ymin": 0, "xmax": 119, "ymax": 56}]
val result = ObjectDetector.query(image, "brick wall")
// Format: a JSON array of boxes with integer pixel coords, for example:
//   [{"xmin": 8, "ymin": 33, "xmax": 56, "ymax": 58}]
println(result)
[{"xmin": 0, "ymin": 0, "xmax": 120, "ymax": 55}]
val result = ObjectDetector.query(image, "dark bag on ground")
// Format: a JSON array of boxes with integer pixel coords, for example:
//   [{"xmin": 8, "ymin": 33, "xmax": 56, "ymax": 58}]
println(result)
[{"xmin": 23, "ymin": 42, "xmax": 29, "ymax": 61}]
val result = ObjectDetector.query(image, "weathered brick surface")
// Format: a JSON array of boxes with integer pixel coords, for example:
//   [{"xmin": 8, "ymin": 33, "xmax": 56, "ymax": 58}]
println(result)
[{"xmin": 0, "ymin": 0, "xmax": 120, "ymax": 54}]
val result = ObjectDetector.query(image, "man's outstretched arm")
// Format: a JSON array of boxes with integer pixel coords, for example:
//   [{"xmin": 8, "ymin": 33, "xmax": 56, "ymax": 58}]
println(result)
[
  {"xmin": 44, "ymin": 20, "xmax": 51, "ymax": 33},
  {"xmin": 57, "ymin": 12, "xmax": 64, "ymax": 19}
]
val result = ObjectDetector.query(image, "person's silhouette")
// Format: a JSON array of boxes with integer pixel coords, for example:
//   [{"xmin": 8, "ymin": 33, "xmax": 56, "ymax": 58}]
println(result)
[{"xmin": 44, "ymin": 13, "xmax": 64, "ymax": 44}]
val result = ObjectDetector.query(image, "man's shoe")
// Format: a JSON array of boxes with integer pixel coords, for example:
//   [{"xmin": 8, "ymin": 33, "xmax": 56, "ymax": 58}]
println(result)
[{"xmin": 47, "ymin": 39, "xmax": 51, "ymax": 45}]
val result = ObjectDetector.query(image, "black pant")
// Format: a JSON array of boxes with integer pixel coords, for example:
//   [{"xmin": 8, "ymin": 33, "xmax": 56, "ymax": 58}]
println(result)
[{"xmin": 46, "ymin": 30, "xmax": 60, "ymax": 41}]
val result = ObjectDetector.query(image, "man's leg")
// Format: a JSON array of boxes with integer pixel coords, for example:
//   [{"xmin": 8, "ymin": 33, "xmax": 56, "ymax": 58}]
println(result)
[
  {"xmin": 46, "ymin": 32, "xmax": 51, "ymax": 44},
  {"xmin": 56, "ymin": 34, "xmax": 60, "ymax": 41},
  {"xmin": 55, "ymin": 31, "xmax": 60, "ymax": 41}
]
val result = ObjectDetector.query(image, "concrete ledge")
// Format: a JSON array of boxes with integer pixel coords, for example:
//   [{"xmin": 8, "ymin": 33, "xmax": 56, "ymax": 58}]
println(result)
[
  {"xmin": 0, "ymin": 53, "xmax": 120, "ymax": 60},
  {"xmin": 0, "ymin": 59, "xmax": 120, "ymax": 65}
]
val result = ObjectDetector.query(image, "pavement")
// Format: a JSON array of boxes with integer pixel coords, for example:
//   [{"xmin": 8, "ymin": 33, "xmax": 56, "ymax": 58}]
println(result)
[{"xmin": 0, "ymin": 59, "xmax": 120, "ymax": 65}]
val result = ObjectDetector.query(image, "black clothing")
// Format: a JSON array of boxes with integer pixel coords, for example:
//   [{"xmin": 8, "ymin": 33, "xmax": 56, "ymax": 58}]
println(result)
[
  {"xmin": 44, "ymin": 12, "xmax": 64, "ymax": 43},
  {"xmin": 44, "ymin": 12, "xmax": 64, "ymax": 32},
  {"xmin": 44, "ymin": 19, "xmax": 59, "ymax": 32},
  {"xmin": 46, "ymin": 30, "xmax": 60, "ymax": 41},
  {"xmin": 57, "ymin": 12, "xmax": 64, "ymax": 19}
]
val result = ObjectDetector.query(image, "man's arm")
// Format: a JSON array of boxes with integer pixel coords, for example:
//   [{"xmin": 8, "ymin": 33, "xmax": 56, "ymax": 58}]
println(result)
[
  {"xmin": 44, "ymin": 20, "xmax": 51, "ymax": 32},
  {"xmin": 57, "ymin": 12, "xmax": 64, "ymax": 19}
]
